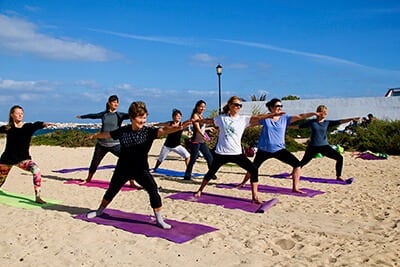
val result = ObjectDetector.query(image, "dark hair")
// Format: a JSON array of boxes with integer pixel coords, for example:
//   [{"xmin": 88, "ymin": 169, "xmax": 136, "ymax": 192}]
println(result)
[
  {"xmin": 191, "ymin": 100, "xmax": 206, "ymax": 118},
  {"xmin": 266, "ymin": 98, "xmax": 281, "ymax": 112},
  {"xmin": 128, "ymin": 101, "xmax": 147, "ymax": 118},
  {"xmin": 106, "ymin": 95, "xmax": 119, "ymax": 110},
  {"xmin": 172, "ymin": 108, "xmax": 182, "ymax": 117}
]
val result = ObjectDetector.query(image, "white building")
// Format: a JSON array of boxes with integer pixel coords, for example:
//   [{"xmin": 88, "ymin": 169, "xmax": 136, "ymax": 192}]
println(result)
[{"xmin": 241, "ymin": 96, "xmax": 400, "ymax": 121}]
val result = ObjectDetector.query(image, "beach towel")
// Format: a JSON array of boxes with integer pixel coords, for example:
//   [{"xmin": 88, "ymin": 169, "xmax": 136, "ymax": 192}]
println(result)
[
  {"xmin": 166, "ymin": 191, "xmax": 278, "ymax": 213},
  {"xmin": 52, "ymin": 164, "xmax": 116, "ymax": 173},
  {"xmin": 0, "ymin": 190, "xmax": 61, "ymax": 209},
  {"xmin": 74, "ymin": 209, "xmax": 218, "ymax": 244},
  {"xmin": 270, "ymin": 172, "xmax": 354, "ymax": 185},
  {"xmin": 153, "ymin": 168, "xmax": 203, "ymax": 178},
  {"xmin": 64, "ymin": 179, "xmax": 137, "ymax": 191},
  {"xmin": 216, "ymin": 183, "xmax": 325, "ymax": 197}
]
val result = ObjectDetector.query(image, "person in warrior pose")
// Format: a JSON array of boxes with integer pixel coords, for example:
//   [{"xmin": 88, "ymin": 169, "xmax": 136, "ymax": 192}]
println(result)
[
  {"xmin": 86, "ymin": 101, "xmax": 192, "ymax": 229},
  {"xmin": 0, "ymin": 105, "xmax": 55, "ymax": 204}
]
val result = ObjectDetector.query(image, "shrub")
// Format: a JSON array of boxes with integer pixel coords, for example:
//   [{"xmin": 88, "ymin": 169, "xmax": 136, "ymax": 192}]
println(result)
[{"xmin": 31, "ymin": 129, "xmax": 97, "ymax": 147}]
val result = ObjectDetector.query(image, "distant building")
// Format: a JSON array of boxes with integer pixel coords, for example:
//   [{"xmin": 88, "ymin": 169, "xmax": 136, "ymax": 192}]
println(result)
[{"xmin": 385, "ymin": 87, "xmax": 400, "ymax": 97}]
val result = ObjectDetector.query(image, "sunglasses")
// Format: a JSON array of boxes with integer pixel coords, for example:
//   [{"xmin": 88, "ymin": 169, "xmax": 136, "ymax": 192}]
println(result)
[
  {"xmin": 274, "ymin": 104, "xmax": 283, "ymax": 108},
  {"xmin": 232, "ymin": 103, "xmax": 242, "ymax": 108}
]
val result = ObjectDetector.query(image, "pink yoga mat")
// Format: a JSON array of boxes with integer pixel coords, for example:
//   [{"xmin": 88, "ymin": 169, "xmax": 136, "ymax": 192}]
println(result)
[
  {"xmin": 74, "ymin": 209, "xmax": 218, "ymax": 243},
  {"xmin": 64, "ymin": 179, "xmax": 137, "ymax": 191},
  {"xmin": 166, "ymin": 191, "xmax": 278, "ymax": 213}
]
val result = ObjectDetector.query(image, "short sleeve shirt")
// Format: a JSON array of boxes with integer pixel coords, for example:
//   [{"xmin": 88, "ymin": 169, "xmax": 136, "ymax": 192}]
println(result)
[
  {"xmin": 257, "ymin": 114, "xmax": 291, "ymax": 153},
  {"xmin": 300, "ymin": 119, "xmax": 341, "ymax": 146},
  {"xmin": 110, "ymin": 125, "xmax": 158, "ymax": 172},
  {"xmin": 214, "ymin": 114, "xmax": 251, "ymax": 155}
]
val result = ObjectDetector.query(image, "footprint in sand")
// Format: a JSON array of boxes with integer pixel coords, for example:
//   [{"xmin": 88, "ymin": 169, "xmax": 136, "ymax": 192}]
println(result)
[{"xmin": 275, "ymin": 239, "xmax": 296, "ymax": 250}]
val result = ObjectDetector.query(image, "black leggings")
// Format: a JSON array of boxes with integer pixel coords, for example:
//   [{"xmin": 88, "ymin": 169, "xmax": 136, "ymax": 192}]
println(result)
[
  {"xmin": 89, "ymin": 143, "xmax": 120, "ymax": 174},
  {"xmin": 253, "ymin": 149, "xmax": 301, "ymax": 169},
  {"xmin": 103, "ymin": 167, "xmax": 161, "ymax": 209},
  {"xmin": 300, "ymin": 145, "xmax": 343, "ymax": 177},
  {"xmin": 204, "ymin": 153, "xmax": 258, "ymax": 183}
]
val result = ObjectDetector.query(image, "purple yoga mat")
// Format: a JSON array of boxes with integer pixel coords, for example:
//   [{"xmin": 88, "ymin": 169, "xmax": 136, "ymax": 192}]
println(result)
[
  {"xmin": 52, "ymin": 164, "xmax": 116, "ymax": 173},
  {"xmin": 216, "ymin": 183, "xmax": 324, "ymax": 198},
  {"xmin": 74, "ymin": 209, "xmax": 218, "ymax": 243},
  {"xmin": 64, "ymin": 179, "xmax": 137, "ymax": 191},
  {"xmin": 270, "ymin": 172, "xmax": 354, "ymax": 185},
  {"xmin": 166, "ymin": 192, "xmax": 278, "ymax": 213}
]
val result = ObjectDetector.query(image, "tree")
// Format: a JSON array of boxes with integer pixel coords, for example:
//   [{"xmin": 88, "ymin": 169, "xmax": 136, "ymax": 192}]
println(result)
[
  {"xmin": 281, "ymin": 95, "xmax": 300, "ymax": 100},
  {"xmin": 250, "ymin": 93, "xmax": 267, "ymax": 101}
]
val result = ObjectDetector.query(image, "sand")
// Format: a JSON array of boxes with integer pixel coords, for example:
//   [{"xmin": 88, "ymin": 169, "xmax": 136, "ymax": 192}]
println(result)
[{"xmin": 0, "ymin": 138, "xmax": 399, "ymax": 266}]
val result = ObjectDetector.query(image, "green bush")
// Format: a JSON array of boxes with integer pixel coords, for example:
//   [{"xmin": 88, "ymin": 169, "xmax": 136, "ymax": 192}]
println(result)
[
  {"xmin": 31, "ymin": 129, "xmax": 97, "ymax": 147},
  {"xmin": 328, "ymin": 119, "xmax": 400, "ymax": 155}
]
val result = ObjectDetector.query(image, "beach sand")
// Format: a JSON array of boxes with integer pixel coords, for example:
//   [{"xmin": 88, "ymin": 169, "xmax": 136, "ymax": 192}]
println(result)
[{"xmin": 0, "ymin": 138, "xmax": 399, "ymax": 266}]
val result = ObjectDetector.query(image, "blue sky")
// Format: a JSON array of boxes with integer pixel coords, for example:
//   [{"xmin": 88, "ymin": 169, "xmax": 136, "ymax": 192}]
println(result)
[{"xmin": 0, "ymin": 0, "xmax": 399, "ymax": 123}]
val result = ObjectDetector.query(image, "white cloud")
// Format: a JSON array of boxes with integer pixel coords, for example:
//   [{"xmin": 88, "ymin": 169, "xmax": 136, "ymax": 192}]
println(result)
[
  {"xmin": 0, "ymin": 14, "xmax": 118, "ymax": 61},
  {"xmin": 191, "ymin": 53, "xmax": 216, "ymax": 63},
  {"xmin": 0, "ymin": 78, "xmax": 54, "ymax": 92},
  {"xmin": 74, "ymin": 80, "xmax": 101, "ymax": 89}
]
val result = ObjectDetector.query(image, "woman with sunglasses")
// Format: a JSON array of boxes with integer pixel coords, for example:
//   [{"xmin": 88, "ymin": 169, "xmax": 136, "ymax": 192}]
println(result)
[
  {"xmin": 238, "ymin": 98, "xmax": 319, "ymax": 193},
  {"xmin": 194, "ymin": 96, "xmax": 284, "ymax": 203}
]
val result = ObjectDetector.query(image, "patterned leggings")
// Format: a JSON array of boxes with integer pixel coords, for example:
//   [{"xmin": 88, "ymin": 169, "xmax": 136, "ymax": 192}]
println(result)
[{"xmin": 0, "ymin": 160, "xmax": 42, "ymax": 193}]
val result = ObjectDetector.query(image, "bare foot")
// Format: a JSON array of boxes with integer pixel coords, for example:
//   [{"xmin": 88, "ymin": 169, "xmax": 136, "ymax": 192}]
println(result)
[
  {"xmin": 252, "ymin": 197, "xmax": 263, "ymax": 204},
  {"xmin": 79, "ymin": 179, "xmax": 90, "ymax": 185},
  {"xmin": 194, "ymin": 191, "xmax": 201, "ymax": 197},
  {"xmin": 35, "ymin": 196, "xmax": 47, "ymax": 204},
  {"xmin": 129, "ymin": 180, "xmax": 143, "ymax": 189},
  {"xmin": 292, "ymin": 189, "xmax": 306, "ymax": 194},
  {"xmin": 236, "ymin": 182, "xmax": 245, "ymax": 189},
  {"xmin": 336, "ymin": 177, "xmax": 345, "ymax": 181}
]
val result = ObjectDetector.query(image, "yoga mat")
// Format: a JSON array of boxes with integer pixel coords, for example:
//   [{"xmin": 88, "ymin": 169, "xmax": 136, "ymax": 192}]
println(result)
[
  {"xmin": 153, "ymin": 168, "xmax": 203, "ymax": 178},
  {"xmin": 0, "ymin": 190, "xmax": 61, "ymax": 209},
  {"xmin": 216, "ymin": 183, "xmax": 324, "ymax": 198},
  {"xmin": 270, "ymin": 172, "xmax": 354, "ymax": 185},
  {"xmin": 52, "ymin": 164, "xmax": 116, "ymax": 173},
  {"xmin": 74, "ymin": 209, "xmax": 218, "ymax": 244},
  {"xmin": 166, "ymin": 191, "xmax": 278, "ymax": 213},
  {"xmin": 64, "ymin": 179, "xmax": 137, "ymax": 191}
]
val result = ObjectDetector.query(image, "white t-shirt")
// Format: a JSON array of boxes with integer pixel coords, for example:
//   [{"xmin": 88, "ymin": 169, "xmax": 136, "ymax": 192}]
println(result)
[{"xmin": 214, "ymin": 114, "xmax": 251, "ymax": 155}]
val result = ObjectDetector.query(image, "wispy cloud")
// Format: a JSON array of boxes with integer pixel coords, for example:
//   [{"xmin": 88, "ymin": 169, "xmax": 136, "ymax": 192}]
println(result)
[
  {"xmin": 0, "ymin": 78, "xmax": 54, "ymax": 92},
  {"xmin": 88, "ymin": 28, "xmax": 193, "ymax": 46},
  {"xmin": 216, "ymin": 38, "xmax": 400, "ymax": 74},
  {"xmin": 0, "ymin": 14, "xmax": 118, "ymax": 61}
]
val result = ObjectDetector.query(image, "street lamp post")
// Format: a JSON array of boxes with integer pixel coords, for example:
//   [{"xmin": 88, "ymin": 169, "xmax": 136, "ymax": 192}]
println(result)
[{"xmin": 216, "ymin": 64, "xmax": 223, "ymax": 114}]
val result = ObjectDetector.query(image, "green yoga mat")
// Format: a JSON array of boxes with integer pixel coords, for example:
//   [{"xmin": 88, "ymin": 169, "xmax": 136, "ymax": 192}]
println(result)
[{"xmin": 0, "ymin": 190, "xmax": 61, "ymax": 209}]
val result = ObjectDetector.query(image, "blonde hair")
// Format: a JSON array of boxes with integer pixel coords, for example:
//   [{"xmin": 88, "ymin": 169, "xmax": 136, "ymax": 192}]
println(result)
[{"xmin": 316, "ymin": 105, "xmax": 327, "ymax": 112}]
